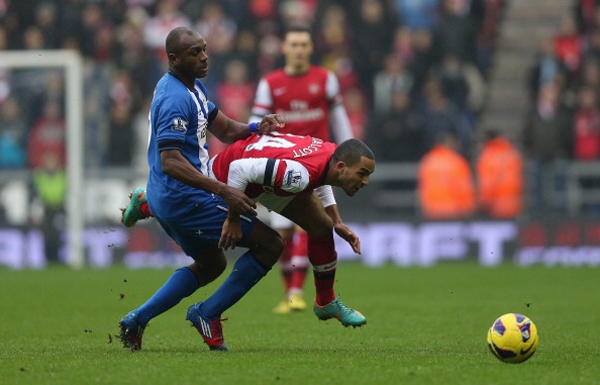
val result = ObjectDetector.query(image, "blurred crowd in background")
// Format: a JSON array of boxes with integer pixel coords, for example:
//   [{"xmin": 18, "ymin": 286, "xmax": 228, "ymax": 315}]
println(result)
[
  {"xmin": 1, "ymin": 0, "xmax": 600, "ymax": 224},
  {"xmin": 0, "ymin": 0, "xmax": 503, "ymax": 172}
]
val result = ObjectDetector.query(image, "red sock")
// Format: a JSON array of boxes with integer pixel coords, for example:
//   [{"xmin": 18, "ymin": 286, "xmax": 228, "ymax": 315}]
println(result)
[
  {"xmin": 308, "ymin": 234, "xmax": 336, "ymax": 305},
  {"xmin": 279, "ymin": 237, "xmax": 294, "ymax": 295},
  {"xmin": 140, "ymin": 201, "xmax": 153, "ymax": 217},
  {"xmin": 289, "ymin": 231, "xmax": 309, "ymax": 293}
]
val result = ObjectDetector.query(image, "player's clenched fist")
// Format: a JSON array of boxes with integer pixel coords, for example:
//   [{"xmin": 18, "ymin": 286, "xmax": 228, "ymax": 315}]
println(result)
[{"xmin": 257, "ymin": 114, "xmax": 285, "ymax": 133}]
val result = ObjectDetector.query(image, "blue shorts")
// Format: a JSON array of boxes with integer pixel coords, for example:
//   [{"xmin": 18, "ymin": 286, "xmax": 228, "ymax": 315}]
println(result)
[{"xmin": 150, "ymin": 193, "xmax": 257, "ymax": 256}]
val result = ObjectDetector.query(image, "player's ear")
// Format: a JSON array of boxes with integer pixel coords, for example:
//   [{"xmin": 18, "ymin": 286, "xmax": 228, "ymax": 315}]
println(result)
[
  {"xmin": 168, "ymin": 52, "xmax": 178, "ymax": 67},
  {"xmin": 334, "ymin": 161, "xmax": 346, "ymax": 174}
]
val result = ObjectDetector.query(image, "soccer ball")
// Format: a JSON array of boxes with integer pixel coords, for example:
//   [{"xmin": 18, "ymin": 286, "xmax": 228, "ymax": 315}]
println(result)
[{"xmin": 487, "ymin": 313, "xmax": 538, "ymax": 363}]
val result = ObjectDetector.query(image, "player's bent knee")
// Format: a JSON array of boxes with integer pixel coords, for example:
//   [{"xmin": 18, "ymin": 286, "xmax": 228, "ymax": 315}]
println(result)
[
  {"xmin": 206, "ymin": 257, "xmax": 227, "ymax": 281},
  {"xmin": 189, "ymin": 250, "xmax": 228, "ymax": 286},
  {"xmin": 246, "ymin": 223, "xmax": 285, "ymax": 266}
]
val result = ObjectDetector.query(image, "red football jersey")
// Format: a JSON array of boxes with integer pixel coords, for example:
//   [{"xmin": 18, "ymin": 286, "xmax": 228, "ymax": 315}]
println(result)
[
  {"xmin": 250, "ymin": 66, "xmax": 343, "ymax": 141},
  {"xmin": 210, "ymin": 132, "xmax": 337, "ymax": 199}
]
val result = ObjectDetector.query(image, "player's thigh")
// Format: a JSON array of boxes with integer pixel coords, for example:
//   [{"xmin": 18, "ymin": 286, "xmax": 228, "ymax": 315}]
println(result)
[
  {"xmin": 155, "ymin": 200, "xmax": 256, "ymax": 257},
  {"xmin": 239, "ymin": 219, "xmax": 284, "ymax": 267},
  {"xmin": 279, "ymin": 193, "xmax": 332, "ymax": 238}
]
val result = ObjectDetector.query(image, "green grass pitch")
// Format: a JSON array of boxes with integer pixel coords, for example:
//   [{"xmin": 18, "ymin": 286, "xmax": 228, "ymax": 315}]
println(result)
[{"xmin": 1, "ymin": 261, "xmax": 598, "ymax": 385}]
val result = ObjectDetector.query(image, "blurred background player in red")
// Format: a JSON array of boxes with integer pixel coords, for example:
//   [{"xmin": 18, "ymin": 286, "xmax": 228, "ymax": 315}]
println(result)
[{"xmin": 248, "ymin": 24, "xmax": 354, "ymax": 313}]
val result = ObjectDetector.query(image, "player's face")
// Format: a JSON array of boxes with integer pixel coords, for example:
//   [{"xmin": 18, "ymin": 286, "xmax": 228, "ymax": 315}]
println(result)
[
  {"xmin": 338, "ymin": 156, "xmax": 375, "ymax": 197},
  {"xmin": 282, "ymin": 32, "xmax": 313, "ymax": 68},
  {"xmin": 173, "ymin": 33, "xmax": 209, "ymax": 80}
]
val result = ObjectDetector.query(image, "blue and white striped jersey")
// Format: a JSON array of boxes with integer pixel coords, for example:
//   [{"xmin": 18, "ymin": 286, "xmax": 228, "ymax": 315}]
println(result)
[{"xmin": 146, "ymin": 71, "xmax": 218, "ymax": 218}]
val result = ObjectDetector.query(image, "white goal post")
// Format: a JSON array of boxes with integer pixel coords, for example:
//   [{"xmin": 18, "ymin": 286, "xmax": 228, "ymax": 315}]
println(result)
[{"xmin": 0, "ymin": 50, "xmax": 84, "ymax": 268}]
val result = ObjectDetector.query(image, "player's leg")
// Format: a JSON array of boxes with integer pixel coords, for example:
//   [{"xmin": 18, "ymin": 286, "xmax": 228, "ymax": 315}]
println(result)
[
  {"xmin": 269, "ymin": 211, "xmax": 300, "ymax": 313},
  {"xmin": 186, "ymin": 219, "xmax": 283, "ymax": 350},
  {"xmin": 117, "ymin": 215, "xmax": 227, "ymax": 351},
  {"xmin": 118, "ymin": 259, "xmax": 215, "ymax": 351},
  {"xmin": 279, "ymin": 193, "xmax": 366, "ymax": 327},
  {"xmin": 288, "ymin": 226, "xmax": 309, "ymax": 311},
  {"xmin": 121, "ymin": 188, "xmax": 153, "ymax": 227}
]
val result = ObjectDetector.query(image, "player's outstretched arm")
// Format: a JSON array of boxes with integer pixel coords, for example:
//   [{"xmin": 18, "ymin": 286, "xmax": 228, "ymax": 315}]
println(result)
[{"xmin": 208, "ymin": 111, "xmax": 284, "ymax": 144}]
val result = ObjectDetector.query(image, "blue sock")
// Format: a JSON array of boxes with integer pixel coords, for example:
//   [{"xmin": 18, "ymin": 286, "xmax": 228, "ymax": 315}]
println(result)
[
  {"xmin": 135, "ymin": 267, "xmax": 199, "ymax": 326},
  {"xmin": 201, "ymin": 252, "xmax": 269, "ymax": 319}
]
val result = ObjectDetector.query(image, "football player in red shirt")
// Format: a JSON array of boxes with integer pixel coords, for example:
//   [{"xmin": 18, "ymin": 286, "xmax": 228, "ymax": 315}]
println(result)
[
  {"xmin": 249, "ymin": 25, "xmax": 354, "ymax": 313},
  {"xmin": 121, "ymin": 132, "xmax": 375, "ymax": 327}
]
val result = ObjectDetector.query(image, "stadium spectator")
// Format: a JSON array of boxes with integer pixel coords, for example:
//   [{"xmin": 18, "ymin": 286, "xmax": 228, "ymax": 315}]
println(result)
[
  {"xmin": 553, "ymin": 14, "xmax": 584, "ymax": 83},
  {"xmin": 313, "ymin": 3, "xmax": 353, "ymax": 67},
  {"xmin": 573, "ymin": 0, "xmax": 600, "ymax": 34},
  {"xmin": 570, "ymin": 57, "xmax": 600, "ymax": 99},
  {"xmin": 392, "ymin": 27, "xmax": 416, "ymax": 63},
  {"xmin": 254, "ymin": 22, "xmax": 282, "ymax": 77},
  {"xmin": 366, "ymin": 89, "xmax": 425, "ymax": 163},
  {"xmin": 32, "ymin": 2, "xmax": 61, "ymax": 49},
  {"xmin": 475, "ymin": 0, "xmax": 505, "ymax": 75},
  {"xmin": 194, "ymin": 1, "xmax": 238, "ymax": 92},
  {"xmin": 582, "ymin": 29, "xmax": 600, "ymax": 66},
  {"xmin": 372, "ymin": 53, "xmax": 414, "ymax": 117},
  {"xmin": 528, "ymin": 37, "xmax": 567, "ymax": 102},
  {"xmin": 418, "ymin": 130, "xmax": 476, "ymax": 220},
  {"xmin": 131, "ymin": 97, "xmax": 152, "ymax": 174},
  {"xmin": 351, "ymin": 0, "xmax": 397, "ymax": 98},
  {"xmin": 231, "ymin": 29, "xmax": 260, "ymax": 81},
  {"xmin": 434, "ymin": 52, "xmax": 487, "ymax": 148},
  {"xmin": 278, "ymin": 0, "xmax": 316, "ymax": 27},
  {"xmin": 248, "ymin": 24, "xmax": 354, "ymax": 314},
  {"xmin": 27, "ymin": 99, "xmax": 65, "ymax": 170},
  {"xmin": 0, "ymin": 97, "xmax": 27, "ymax": 169},
  {"xmin": 30, "ymin": 151, "xmax": 67, "ymax": 264},
  {"xmin": 439, "ymin": 53, "xmax": 487, "ymax": 113},
  {"xmin": 115, "ymin": 8, "xmax": 156, "ymax": 96},
  {"xmin": 393, "ymin": 0, "xmax": 441, "ymax": 31},
  {"xmin": 476, "ymin": 130, "xmax": 524, "ymax": 219},
  {"xmin": 79, "ymin": 3, "xmax": 112, "ymax": 61},
  {"xmin": 435, "ymin": 0, "xmax": 479, "ymax": 65},
  {"xmin": 572, "ymin": 85, "xmax": 600, "ymax": 161},
  {"xmin": 342, "ymin": 86, "xmax": 368, "ymax": 140},
  {"xmin": 418, "ymin": 78, "xmax": 465, "ymax": 155},
  {"xmin": 214, "ymin": 59, "xmax": 255, "ymax": 123},
  {"xmin": 143, "ymin": 0, "xmax": 191, "ymax": 73},
  {"xmin": 407, "ymin": 28, "xmax": 437, "ymax": 97},
  {"xmin": 107, "ymin": 103, "xmax": 134, "ymax": 166},
  {"xmin": 523, "ymin": 82, "xmax": 572, "ymax": 213},
  {"xmin": 210, "ymin": 59, "xmax": 256, "ymax": 156}
]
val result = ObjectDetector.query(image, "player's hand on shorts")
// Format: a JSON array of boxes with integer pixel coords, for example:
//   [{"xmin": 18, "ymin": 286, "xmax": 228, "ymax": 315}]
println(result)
[
  {"xmin": 334, "ymin": 222, "xmax": 361, "ymax": 254},
  {"xmin": 220, "ymin": 216, "xmax": 243, "ymax": 250},
  {"xmin": 221, "ymin": 186, "xmax": 257, "ymax": 217},
  {"xmin": 258, "ymin": 114, "xmax": 285, "ymax": 133}
]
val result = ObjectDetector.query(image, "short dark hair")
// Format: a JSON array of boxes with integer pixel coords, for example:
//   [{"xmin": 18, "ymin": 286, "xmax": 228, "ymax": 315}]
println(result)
[
  {"xmin": 332, "ymin": 139, "xmax": 375, "ymax": 166},
  {"xmin": 283, "ymin": 24, "xmax": 312, "ymax": 39},
  {"xmin": 165, "ymin": 26, "xmax": 197, "ymax": 55}
]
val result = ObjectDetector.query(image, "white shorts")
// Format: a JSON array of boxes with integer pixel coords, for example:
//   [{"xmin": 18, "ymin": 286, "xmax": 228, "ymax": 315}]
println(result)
[
  {"xmin": 254, "ymin": 202, "xmax": 294, "ymax": 229},
  {"xmin": 268, "ymin": 209, "xmax": 294, "ymax": 229}
]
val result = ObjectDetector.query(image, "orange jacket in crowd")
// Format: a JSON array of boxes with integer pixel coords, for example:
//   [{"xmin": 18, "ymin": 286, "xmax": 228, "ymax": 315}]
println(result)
[
  {"xmin": 418, "ymin": 144, "xmax": 476, "ymax": 220},
  {"xmin": 476, "ymin": 136, "xmax": 523, "ymax": 218}
]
